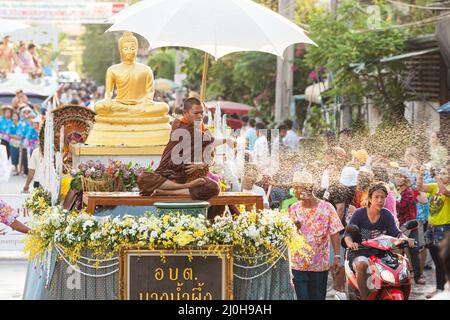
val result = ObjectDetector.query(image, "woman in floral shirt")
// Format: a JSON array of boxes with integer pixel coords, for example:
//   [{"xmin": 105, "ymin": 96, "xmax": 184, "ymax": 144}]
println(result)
[
  {"xmin": 288, "ymin": 170, "xmax": 343, "ymax": 300},
  {"xmin": 0, "ymin": 199, "xmax": 30, "ymax": 233}
]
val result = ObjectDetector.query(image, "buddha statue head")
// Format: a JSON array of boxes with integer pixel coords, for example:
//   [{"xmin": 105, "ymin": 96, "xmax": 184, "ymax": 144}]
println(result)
[{"xmin": 118, "ymin": 31, "xmax": 138, "ymax": 64}]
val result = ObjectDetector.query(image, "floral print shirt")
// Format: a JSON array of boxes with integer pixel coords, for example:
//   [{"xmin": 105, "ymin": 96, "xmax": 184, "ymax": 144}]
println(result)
[{"xmin": 289, "ymin": 200, "xmax": 344, "ymax": 272}]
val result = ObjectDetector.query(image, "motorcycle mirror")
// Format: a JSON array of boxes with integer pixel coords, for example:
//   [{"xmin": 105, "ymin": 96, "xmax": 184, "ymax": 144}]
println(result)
[{"xmin": 345, "ymin": 224, "xmax": 360, "ymax": 234}]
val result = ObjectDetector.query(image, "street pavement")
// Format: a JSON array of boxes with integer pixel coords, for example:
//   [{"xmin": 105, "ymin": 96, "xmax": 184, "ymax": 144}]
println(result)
[
  {"xmin": 0, "ymin": 174, "xmax": 27, "ymax": 195},
  {"xmin": 0, "ymin": 256, "xmax": 438, "ymax": 300},
  {"xmin": 0, "ymin": 258, "xmax": 27, "ymax": 300}
]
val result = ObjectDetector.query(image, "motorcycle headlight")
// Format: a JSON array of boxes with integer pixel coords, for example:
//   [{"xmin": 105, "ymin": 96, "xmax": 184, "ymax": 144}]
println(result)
[
  {"xmin": 375, "ymin": 263, "xmax": 396, "ymax": 284},
  {"xmin": 380, "ymin": 270, "xmax": 396, "ymax": 284}
]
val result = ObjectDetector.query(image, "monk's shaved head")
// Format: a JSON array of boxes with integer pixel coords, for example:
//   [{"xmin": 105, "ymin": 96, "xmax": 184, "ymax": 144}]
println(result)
[{"xmin": 183, "ymin": 97, "xmax": 203, "ymax": 112}]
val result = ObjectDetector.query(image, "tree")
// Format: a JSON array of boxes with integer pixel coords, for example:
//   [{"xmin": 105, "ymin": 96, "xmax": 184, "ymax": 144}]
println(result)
[
  {"xmin": 81, "ymin": 24, "xmax": 119, "ymax": 83},
  {"xmin": 306, "ymin": 0, "xmax": 409, "ymax": 119},
  {"xmin": 147, "ymin": 50, "xmax": 176, "ymax": 79}
]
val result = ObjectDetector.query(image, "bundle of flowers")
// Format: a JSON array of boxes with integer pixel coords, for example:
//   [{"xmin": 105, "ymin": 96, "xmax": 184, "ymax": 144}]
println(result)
[
  {"xmin": 70, "ymin": 160, "xmax": 154, "ymax": 192},
  {"xmin": 24, "ymin": 204, "xmax": 310, "ymax": 266},
  {"xmin": 24, "ymin": 187, "xmax": 51, "ymax": 216},
  {"xmin": 0, "ymin": 199, "xmax": 18, "ymax": 227},
  {"xmin": 232, "ymin": 210, "xmax": 311, "ymax": 263}
]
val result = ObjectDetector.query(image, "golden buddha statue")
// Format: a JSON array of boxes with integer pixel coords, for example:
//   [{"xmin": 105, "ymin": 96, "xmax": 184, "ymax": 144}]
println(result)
[{"xmin": 85, "ymin": 32, "xmax": 171, "ymax": 146}]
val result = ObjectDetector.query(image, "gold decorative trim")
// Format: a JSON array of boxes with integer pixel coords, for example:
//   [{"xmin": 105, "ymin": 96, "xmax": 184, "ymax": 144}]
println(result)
[
  {"xmin": 70, "ymin": 143, "xmax": 165, "ymax": 155},
  {"xmin": 119, "ymin": 246, "xmax": 233, "ymax": 300}
]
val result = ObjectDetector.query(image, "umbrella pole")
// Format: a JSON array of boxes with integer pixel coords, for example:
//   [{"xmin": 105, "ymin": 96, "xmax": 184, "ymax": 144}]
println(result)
[{"xmin": 201, "ymin": 52, "xmax": 209, "ymax": 101}]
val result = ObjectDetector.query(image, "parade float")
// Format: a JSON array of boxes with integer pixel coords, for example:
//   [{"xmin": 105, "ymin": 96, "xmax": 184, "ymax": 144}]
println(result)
[{"xmin": 21, "ymin": 0, "xmax": 317, "ymax": 300}]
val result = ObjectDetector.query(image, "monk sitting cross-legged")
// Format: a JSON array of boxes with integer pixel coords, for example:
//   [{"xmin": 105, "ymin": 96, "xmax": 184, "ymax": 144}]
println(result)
[{"xmin": 137, "ymin": 97, "xmax": 236, "ymax": 200}]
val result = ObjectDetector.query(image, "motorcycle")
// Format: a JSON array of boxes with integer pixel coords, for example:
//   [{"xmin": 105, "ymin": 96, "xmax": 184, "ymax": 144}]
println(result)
[{"xmin": 338, "ymin": 220, "xmax": 418, "ymax": 300}]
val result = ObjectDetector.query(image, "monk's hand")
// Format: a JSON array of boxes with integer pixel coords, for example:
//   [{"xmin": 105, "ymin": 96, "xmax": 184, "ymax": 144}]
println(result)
[
  {"xmin": 226, "ymin": 137, "xmax": 237, "ymax": 149},
  {"xmin": 185, "ymin": 163, "xmax": 206, "ymax": 174}
]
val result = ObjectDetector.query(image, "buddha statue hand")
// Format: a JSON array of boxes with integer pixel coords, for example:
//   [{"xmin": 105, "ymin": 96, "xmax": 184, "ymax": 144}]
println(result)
[{"xmin": 95, "ymin": 97, "xmax": 112, "ymax": 116}]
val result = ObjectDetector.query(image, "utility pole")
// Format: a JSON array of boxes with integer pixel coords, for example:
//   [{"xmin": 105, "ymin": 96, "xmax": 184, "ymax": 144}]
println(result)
[
  {"xmin": 175, "ymin": 50, "xmax": 184, "ymax": 109},
  {"xmin": 275, "ymin": 0, "xmax": 296, "ymax": 123}
]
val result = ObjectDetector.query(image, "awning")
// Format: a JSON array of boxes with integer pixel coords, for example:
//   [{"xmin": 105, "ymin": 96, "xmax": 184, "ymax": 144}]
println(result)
[
  {"xmin": 349, "ymin": 47, "xmax": 440, "ymax": 72},
  {"xmin": 438, "ymin": 101, "xmax": 450, "ymax": 113}
]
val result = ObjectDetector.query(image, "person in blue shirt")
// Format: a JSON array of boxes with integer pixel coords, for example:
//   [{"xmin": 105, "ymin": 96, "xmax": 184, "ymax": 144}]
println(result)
[
  {"xmin": 18, "ymin": 114, "xmax": 31, "ymax": 175},
  {"xmin": 26, "ymin": 118, "xmax": 39, "ymax": 152},
  {"xmin": 7, "ymin": 111, "xmax": 22, "ymax": 174},
  {"xmin": 245, "ymin": 118, "xmax": 257, "ymax": 152},
  {"xmin": 0, "ymin": 105, "xmax": 13, "ymax": 159}
]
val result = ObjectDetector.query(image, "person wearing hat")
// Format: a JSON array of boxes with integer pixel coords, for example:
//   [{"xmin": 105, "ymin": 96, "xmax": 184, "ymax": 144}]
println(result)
[
  {"xmin": 11, "ymin": 89, "xmax": 29, "ymax": 110},
  {"xmin": 1, "ymin": 105, "xmax": 13, "ymax": 159},
  {"xmin": 288, "ymin": 170, "xmax": 344, "ymax": 300},
  {"xmin": 351, "ymin": 149, "xmax": 369, "ymax": 170},
  {"xmin": 394, "ymin": 167, "xmax": 425, "ymax": 285},
  {"xmin": 7, "ymin": 111, "xmax": 22, "ymax": 174}
]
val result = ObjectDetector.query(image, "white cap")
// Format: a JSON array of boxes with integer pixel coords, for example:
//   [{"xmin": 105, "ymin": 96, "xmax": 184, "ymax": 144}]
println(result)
[{"xmin": 339, "ymin": 166, "xmax": 358, "ymax": 187}]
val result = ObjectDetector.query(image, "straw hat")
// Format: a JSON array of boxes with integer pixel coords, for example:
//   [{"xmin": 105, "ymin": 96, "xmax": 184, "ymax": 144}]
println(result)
[
  {"xmin": 351, "ymin": 149, "xmax": 369, "ymax": 164},
  {"xmin": 1, "ymin": 105, "xmax": 13, "ymax": 111},
  {"xmin": 292, "ymin": 170, "xmax": 315, "ymax": 187},
  {"xmin": 389, "ymin": 161, "xmax": 400, "ymax": 169}
]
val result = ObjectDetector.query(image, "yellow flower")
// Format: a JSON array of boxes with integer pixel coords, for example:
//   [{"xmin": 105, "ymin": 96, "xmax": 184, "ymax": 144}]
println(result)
[
  {"xmin": 59, "ymin": 175, "xmax": 72, "ymax": 201},
  {"xmin": 193, "ymin": 229, "xmax": 205, "ymax": 238}
]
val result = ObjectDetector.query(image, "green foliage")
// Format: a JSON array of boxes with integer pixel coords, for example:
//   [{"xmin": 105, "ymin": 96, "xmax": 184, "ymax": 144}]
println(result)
[
  {"xmin": 147, "ymin": 49, "xmax": 176, "ymax": 79},
  {"xmin": 81, "ymin": 25, "xmax": 119, "ymax": 83},
  {"xmin": 303, "ymin": 104, "xmax": 335, "ymax": 136},
  {"xmin": 181, "ymin": 50, "xmax": 277, "ymax": 123},
  {"xmin": 304, "ymin": 0, "xmax": 411, "ymax": 120}
]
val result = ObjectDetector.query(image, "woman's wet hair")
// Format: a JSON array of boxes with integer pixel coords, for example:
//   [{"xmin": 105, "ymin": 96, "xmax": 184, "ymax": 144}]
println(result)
[{"xmin": 367, "ymin": 183, "xmax": 388, "ymax": 208}]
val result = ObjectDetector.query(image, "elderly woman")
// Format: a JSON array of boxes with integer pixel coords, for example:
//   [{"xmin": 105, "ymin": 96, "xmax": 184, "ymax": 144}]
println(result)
[{"xmin": 288, "ymin": 170, "xmax": 344, "ymax": 300}]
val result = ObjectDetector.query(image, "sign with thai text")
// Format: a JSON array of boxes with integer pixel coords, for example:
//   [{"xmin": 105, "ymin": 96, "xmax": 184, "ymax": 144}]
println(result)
[
  {"xmin": 119, "ymin": 247, "xmax": 233, "ymax": 300},
  {"xmin": 0, "ymin": 1, "xmax": 127, "ymax": 24}
]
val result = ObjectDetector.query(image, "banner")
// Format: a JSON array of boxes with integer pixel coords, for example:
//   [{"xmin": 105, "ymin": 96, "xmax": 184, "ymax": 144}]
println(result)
[
  {"xmin": 0, "ymin": 1, "xmax": 127, "ymax": 24},
  {"xmin": 0, "ymin": 194, "xmax": 30, "ymax": 251}
]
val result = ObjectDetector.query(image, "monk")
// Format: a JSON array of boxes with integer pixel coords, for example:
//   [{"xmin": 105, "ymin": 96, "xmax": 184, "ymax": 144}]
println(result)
[{"xmin": 137, "ymin": 97, "xmax": 236, "ymax": 200}]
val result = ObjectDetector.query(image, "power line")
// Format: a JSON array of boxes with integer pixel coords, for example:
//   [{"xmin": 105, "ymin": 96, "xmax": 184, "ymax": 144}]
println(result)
[{"xmin": 387, "ymin": 0, "xmax": 450, "ymax": 11}]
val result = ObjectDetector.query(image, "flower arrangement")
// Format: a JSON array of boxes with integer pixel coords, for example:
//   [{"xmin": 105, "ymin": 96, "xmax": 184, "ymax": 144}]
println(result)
[
  {"xmin": 70, "ymin": 160, "xmax": 154, "ymax": 192},
  {"xmin": 24, "ymin": 187, "xmax": 51, "ymax": 216},
  {"xmin": 24, "ymin": 202, "xmax": 310, "ymax": 266},
  {"xmin": 232, "ymin": 210, "xmax": 311, "ymax": 263},
  {"xmin": 0, "ymin": 199, "xmax": 18, "ymax": 227}
]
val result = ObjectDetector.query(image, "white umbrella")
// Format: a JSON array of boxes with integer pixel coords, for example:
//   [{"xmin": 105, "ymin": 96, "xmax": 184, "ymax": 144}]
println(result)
[
  {"xmin": 107, "ymin": 0, "xmax": 317, "ymax": 99},
  {"xmin": 0, "ymin": 18, "xmax": 29, "ymax": 34}
]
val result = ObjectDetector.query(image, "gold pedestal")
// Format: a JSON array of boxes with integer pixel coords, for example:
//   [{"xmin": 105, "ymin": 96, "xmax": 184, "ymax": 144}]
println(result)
[
  {"xmin": 70, "ymin": 143, "xmax": 166, "ymax": 169},
  {"xmin": 85, "ymin": 122, "xmax": 171, "ymax": 147}
]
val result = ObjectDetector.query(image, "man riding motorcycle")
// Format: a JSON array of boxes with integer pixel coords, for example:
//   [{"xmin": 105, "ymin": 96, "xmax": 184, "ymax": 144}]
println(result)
[{"xmin": 344, "ymin": 183, "xmax": 415, "ymax": 300}]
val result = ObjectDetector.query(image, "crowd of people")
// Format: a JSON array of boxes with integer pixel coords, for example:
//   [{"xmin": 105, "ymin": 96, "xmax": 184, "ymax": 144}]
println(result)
[
  {"xmin": 0, "ymin": 35, "xmax": 43, "ymax": 77},
  {"xmin": 58, "ymin": 78, "xmax": 101, "ymax": 108},
  {"xmin": 0, "ymin": 90, "xmax": 43, "ymax": 178},
  {"xmin": 215, "ymin": 113, "xmax": 449, "ymax": 300},
  {"xmin": 1, "ymin": 88, "xmax": 449, "ymax": 300}
]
